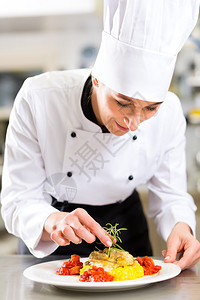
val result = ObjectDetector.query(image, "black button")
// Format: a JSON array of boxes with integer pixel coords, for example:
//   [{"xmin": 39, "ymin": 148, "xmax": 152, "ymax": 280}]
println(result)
[
  {"xmin": 67, "ymin": 172, "xmax": 72, "ymax": 177},
  {"xmin": 128, "ymin": 175, "xmax": 133, "ymax": 180},
  {"xmin": 132, "ymin": 135, "xmax": 137, "ymax": 140},
  {"xmin": 71, "ymin": 132, "xmax": 76, "ymax": 138}
]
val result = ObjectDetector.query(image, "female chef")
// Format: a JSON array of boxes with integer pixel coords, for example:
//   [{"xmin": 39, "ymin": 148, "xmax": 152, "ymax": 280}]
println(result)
[{"xmin": 1, "ymin": 0, "xmax": 200, "ymax": 270}]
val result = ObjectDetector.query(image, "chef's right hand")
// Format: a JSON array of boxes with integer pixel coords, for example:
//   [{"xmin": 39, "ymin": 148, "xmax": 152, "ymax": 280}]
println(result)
[{"xmin": 41, "ymin": 209, "xmax": 113, "ymax": 248}]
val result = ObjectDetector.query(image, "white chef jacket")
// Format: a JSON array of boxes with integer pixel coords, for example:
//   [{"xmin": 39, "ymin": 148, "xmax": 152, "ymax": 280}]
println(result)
[{"xmin": 1, "ymin": 69, "xmax": 197, "ymax": 258}]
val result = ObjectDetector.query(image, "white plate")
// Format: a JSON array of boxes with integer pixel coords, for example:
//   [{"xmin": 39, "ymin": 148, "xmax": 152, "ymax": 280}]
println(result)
[{"xmin": 23, "ymin": 258, "xmax": 181, "ymax": 292}]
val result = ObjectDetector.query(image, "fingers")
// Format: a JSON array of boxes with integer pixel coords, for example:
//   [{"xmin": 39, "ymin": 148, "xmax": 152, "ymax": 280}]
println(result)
[
  {"xmin": 162, "ymin": 249, "xmax": 167, "ymax": 259},
  {"xmin": 51, "ymin": 230, "xmax": 70, "ymax": 246},
  {"xmin": 51, "ymin": 226, "xmax": 82, "ymax": 246},
  {"xmin": 163, "ymin": 223, "xmax": 189, "ymax": 265},
  {"xmin": 65, "ymin": 216, "xmax": 96, "ymax": 244},
  {"xmin": 70, "ymin": 208, "xmax": 112, "ymax": 247},
  {"xmin": 162, "ymin": 223, "xmax": 200, "ymax": 270},
  {"xmin": 174, "ymin": 240, "xmax": 200, "ymax": 270},
  {"xmin": 62, "ymin": 225, "xmax": 82, "ymax": 244},
  {"xmin": 163, "ymin": 237, "xmax": 180, "ymax": 264},
  {"xmin": 49, "ymin": 208, "xmax": 112, "ymax": 248}
]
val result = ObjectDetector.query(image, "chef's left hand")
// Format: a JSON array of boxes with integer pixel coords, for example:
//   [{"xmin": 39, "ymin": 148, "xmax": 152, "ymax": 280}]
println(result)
[{"xmin": 162, "ymin": 222, "xmax": 200, "ymax": 270}]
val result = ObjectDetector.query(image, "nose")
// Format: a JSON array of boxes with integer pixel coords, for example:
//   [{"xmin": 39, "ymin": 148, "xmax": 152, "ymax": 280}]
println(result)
[{"xmin": 124, "ymin": 114, "xmax": 141, "ymax": 131}]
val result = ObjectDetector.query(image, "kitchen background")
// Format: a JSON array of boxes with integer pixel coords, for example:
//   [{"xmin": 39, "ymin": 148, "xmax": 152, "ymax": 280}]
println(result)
[{"xmin": 0, "ymin": 0, "xmax": 199, "ymax": 256}]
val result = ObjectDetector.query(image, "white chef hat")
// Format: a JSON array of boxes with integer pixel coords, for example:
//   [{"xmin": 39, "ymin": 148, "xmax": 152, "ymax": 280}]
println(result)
[{"xmin": 92, "ymin": 0, "xmax": 199, "ymax": 102}]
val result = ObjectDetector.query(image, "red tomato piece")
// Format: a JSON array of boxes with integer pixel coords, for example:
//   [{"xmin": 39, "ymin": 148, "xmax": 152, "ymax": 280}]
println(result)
[
  {"xmin": 56, "ymin": 266, "xmax": 70, "ymax": 275},
  {"xmin": 136, "ymin": 256, "xmax": 161, "ymax": 276},
  {"xmin": 69, "ymin": 266, "xmax": 83, "ymax": 275},
  {"xmin": 79, "ymin": 266, "xmax": 114, "ymax": 282},
  {"xmin": 56, "ymin": 255, "xmax": 83, "ymax": 276}
]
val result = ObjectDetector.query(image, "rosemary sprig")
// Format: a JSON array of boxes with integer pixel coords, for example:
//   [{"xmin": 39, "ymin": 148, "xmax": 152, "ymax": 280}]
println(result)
[{"xmin": 103, "ymin": 223, "xmax": 127, "ymax": 256}]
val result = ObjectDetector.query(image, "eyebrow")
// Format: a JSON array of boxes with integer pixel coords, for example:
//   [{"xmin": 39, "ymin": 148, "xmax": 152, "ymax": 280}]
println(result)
[
  {"xmin": 146, "ymin": 102, "xmax": 163, "ymax": 106},
  {"xmin": 115, "ymin": 93, "xmax": 132, "ymax": 101},
  {"xmin": 115, "ymin": 94, "xmax": 163, "ymax": 106}
]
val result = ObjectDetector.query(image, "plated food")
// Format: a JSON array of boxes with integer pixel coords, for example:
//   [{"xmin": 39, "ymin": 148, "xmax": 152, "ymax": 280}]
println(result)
[
  {"xmin": 56, "ymin": 224, "xmax": 161, "ymax": 282},
  {"xmin": 23, "ymin": 258, "xmax": 181, "ymax": 292},
  {"xmin": 56, "ymin": 250, "xmax": 161, "ymax": 282},
  {"xmin": 23, "ymin": 221, "xmax": 179, "ymax": 291}
]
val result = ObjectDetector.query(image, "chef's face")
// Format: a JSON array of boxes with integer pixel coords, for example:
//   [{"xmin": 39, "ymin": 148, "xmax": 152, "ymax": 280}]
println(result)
[{"xmin": 91, "ymin": 77, "xmax": 163, "ymax": 136}]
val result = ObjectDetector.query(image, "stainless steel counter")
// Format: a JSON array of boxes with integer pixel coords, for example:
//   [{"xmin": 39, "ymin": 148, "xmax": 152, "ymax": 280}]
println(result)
[{"xmin": 1, "ymin": 255, "xmax": 200, "ymax": 300}]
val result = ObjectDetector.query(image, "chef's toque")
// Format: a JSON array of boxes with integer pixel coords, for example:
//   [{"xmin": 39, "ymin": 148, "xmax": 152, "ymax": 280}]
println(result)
[{"xmin": 92, "ymin": 0, "xmax": 199, "ymax": 102}]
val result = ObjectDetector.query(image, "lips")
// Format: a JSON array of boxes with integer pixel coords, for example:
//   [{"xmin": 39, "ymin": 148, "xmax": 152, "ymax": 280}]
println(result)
[{"xmin": 115, "ymin": 121, "xmax": 129, "ymax": 132}]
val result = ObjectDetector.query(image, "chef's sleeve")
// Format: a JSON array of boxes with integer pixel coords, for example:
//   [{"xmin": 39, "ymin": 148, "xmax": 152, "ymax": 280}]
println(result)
[
  {"xmin": 147, "ymin": 95, "xmax": 197, "ymax": 241},
  {"xmin": 1, "ymin": 78, "xmax": 59, "ymax": 257}
]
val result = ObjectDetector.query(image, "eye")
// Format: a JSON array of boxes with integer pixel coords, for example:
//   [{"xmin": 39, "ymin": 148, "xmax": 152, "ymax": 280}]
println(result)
[
  {"xmin": 116, "ymin": 100, "xmax": 130, "ymax": 108},
  {"xmin": 145, "ymin": 106, "xmax": 157, "ymax": 112}
]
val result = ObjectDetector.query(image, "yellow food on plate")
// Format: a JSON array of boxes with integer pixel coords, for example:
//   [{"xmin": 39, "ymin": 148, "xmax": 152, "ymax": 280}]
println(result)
[
  {"xmin": 81, "ymin": 248, "xmax": 144, "ymax": 281},
  {"xmin": 111, "ymin": 265, "xmax": 144, "ymax": 281},
  {"xmin": 79, "ymin": 224, "xmax": 160, "ymax": 282}
]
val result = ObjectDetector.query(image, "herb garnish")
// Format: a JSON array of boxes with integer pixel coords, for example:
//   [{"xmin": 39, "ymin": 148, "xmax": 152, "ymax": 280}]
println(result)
[{"xmin": 96, "ymin": 223, "xmax": 127, "ymax": 257}]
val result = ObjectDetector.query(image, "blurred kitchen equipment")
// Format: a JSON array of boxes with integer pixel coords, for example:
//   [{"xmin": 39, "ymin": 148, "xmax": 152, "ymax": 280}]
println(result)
[{"xmin": 0, "ymin": 73, "xmax": 19, "ymax": 107}]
